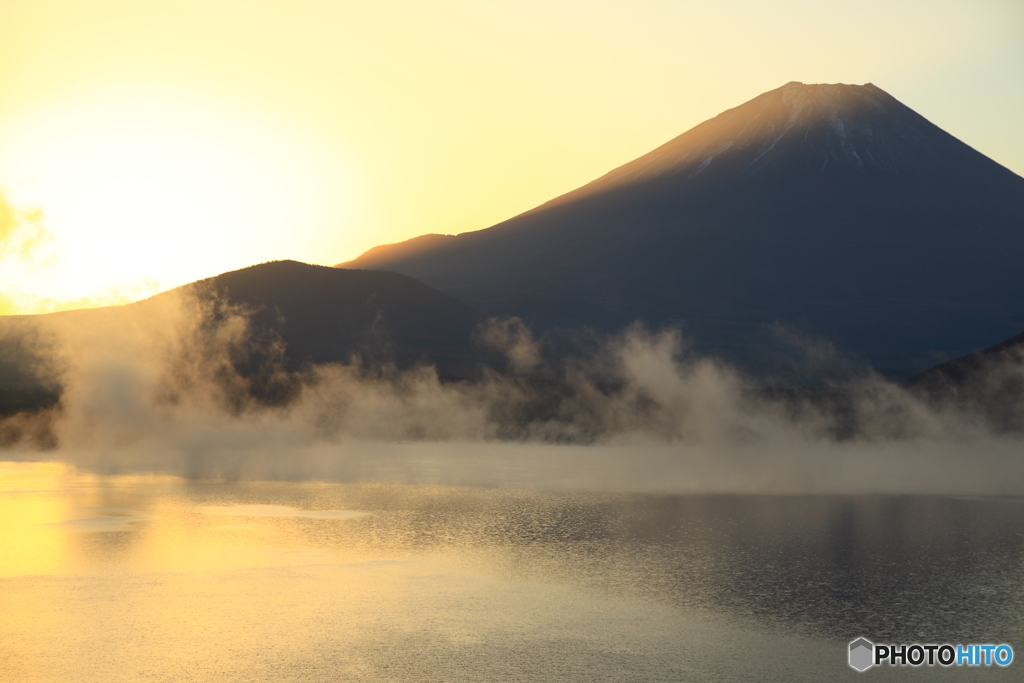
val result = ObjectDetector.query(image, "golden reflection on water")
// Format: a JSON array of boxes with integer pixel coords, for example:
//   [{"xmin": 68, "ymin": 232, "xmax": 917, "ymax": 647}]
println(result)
[
  {"xmin": 0, "ymin": 462, "xmax": 77, "ymax": 577},
  {"xmin": 0, "ymin": 461, "xmax": 802, "ymax": 682},
  {"xmin": 3, "ymin": 461, "xmax": 1022, "ymax": 682},
  {"xmin": 0, "ymin": 463, "xmax": 419, "ymax": 682},
  {"xmin": 0, "ymin": 463, "xmax": 373, "ymax": 577}
]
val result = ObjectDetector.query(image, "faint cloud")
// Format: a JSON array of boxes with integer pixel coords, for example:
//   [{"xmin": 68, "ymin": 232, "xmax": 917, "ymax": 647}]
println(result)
[
  {"xmin": 0, "ymin": 186, "xmax": 160, "ymax": 314},
  {"xmin": 0, "ymin": 187, "xmax": 54, "ymax": 264}
]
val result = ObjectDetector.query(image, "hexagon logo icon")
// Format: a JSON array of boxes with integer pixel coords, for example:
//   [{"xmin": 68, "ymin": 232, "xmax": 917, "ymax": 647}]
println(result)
[{"xmin": 849, "ymin": 637, "xmax": 874, "ymax": 671}]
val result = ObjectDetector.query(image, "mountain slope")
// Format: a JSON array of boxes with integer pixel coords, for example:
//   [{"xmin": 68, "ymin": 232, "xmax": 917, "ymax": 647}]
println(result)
[
  {"xmin": 189, "ymin": 260, "xmax": 485, "ymax": 374},
  {"xmin": 340, "ymin": 82, "xmax": 1024, "ymax": 375},
  {"xmin": 903, "ymin": 329, "xmax": 1024, "ymax": 432},
  {"xmin": 0, "ymin": 261, "xmax": 489, "ymax": 417}
]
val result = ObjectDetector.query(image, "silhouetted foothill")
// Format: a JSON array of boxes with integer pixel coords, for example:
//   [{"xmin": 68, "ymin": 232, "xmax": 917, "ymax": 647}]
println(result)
[
  {"xmin": 193, "ymin": 260, "xmax": 488, "ymax": 377},
  {"xmin": 341, "ymin": 82, "xmax": 1024, "ymax": 376},
  {"xmin": 0, "ymin": 261, "xmax": 493, "ymax": 418},
  {"xmin": 904, "ymin": 329, "xmax": 1024, "ymax": 432}
]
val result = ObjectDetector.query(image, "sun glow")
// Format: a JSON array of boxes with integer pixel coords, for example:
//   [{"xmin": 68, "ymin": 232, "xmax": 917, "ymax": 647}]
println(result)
[{"xmin": 0, "ymin": 93, "xmax": 348, "ymax": 314}]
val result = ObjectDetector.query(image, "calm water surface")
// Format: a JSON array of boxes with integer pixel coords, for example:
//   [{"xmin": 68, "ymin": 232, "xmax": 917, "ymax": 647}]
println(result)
[{"xmin": 1, "ymin": 461, "xmax": 1022, "ymax": 681}]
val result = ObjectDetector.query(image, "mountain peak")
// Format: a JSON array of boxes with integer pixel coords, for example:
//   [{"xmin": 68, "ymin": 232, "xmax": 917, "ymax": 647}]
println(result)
[{"xmin": 570, "ymin": 81, "xmax": 928, "ymax": 195}]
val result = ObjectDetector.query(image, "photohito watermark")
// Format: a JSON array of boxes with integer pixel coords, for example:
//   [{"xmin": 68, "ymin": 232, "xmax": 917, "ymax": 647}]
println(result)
[{"xmin": 849, "ymin": 638, "xmax": 1013, "ymax": 672}]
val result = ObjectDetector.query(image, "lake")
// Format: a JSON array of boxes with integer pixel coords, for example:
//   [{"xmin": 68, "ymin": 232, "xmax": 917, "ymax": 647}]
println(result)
[{"xmin": 1, "ymin": 460, "xmax": 1021, "ymax": 681}]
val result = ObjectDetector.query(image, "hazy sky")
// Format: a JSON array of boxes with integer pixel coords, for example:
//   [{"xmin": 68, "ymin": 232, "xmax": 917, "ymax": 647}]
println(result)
[{"xmin": 0, "ymin": 0, "xmax": 1021, "ymax": 312}]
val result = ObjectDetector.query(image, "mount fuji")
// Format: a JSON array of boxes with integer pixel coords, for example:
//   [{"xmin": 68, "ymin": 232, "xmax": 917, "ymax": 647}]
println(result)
[{"xmin": 341, "ymin": 82, "xmax": 1024, "ymax": 376}]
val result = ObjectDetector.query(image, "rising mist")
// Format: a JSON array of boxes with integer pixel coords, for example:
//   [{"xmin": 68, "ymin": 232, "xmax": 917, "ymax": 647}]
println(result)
[{"xmin": 1, "ymin": 287, "xmax": 1021, "ymax": 495}]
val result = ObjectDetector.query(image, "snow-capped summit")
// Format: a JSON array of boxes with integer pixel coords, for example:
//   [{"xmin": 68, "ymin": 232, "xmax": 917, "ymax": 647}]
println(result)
[{"xmin": 560, "ymin": 82, "xmax": 972, "ymax": 202}]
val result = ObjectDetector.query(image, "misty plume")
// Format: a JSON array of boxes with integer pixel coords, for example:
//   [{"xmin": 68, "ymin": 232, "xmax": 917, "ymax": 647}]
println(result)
[
  {"xmin": 0, "ymin": 286, "xmax": 1021, "ymax": 493},
  {"xmin": 477, "ymin": 316, "xmax": 542, "ymax": 374}
]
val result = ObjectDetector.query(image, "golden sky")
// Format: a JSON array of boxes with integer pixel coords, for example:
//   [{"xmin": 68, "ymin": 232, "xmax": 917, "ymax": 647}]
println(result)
[{"xmin": 1, "ymin": 0, "xmax": 1021, "ymax": 313}]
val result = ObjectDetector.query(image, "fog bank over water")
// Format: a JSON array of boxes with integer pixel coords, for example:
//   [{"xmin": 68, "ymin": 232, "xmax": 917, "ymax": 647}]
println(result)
[{"xmin": 1, "ymin": 289, "xmax": 1021, "ymax": 494}]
